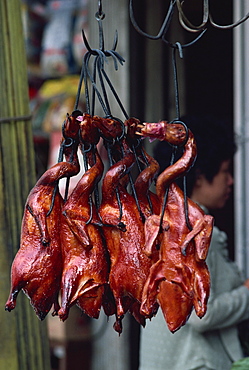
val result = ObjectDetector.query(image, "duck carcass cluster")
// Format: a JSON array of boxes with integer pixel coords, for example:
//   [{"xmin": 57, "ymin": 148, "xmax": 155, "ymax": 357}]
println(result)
[{"xmin": 5, "ymin": 111, "xmax": 214, "ymax": 334}]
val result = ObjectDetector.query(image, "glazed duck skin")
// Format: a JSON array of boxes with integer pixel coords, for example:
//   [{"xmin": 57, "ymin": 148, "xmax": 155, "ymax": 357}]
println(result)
[
  {"xmin": 125, "ymin": 117, "xmax": 161, "ymax": 222},
  {"xmin": 99, "ymin": 150, "xmax": 154, "ymax": 329},
  {"xmin": 58, "ymin": 142, "xmax": 110, "ymax": 321},
  {"xmin": 94, "ymin": 116, "xmax": 160, "ymax": 329},
  {"xmin": 134, "ymin": 148, "xmax": 161, "ymax": 220},
  {"xmin": 136, "ymin": 120, "xmax": 187, "ymax": 145},
  {"xmin": 134, "ymin": 148, "xmax": 161, "ymax": 265},
  {"xmin": 141, "ymin": 188, "xmax": 213, "ymax": 331},
  {"xmin": 5, "ymin": 145, "xmax": 80, "ymax": 320},
  {"xmin": 141, "ymin": 130, "xmax": 214, "ymax": 332},
  {"xmin": 5, "ymin": 111, "xmax": 81, "ymax": 319}
]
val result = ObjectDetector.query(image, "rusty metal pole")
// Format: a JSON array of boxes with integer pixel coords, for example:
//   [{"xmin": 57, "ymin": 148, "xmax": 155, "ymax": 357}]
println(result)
[{"xmin": 0, "ymin": 1, "xmax": 51, "ymax": 369}]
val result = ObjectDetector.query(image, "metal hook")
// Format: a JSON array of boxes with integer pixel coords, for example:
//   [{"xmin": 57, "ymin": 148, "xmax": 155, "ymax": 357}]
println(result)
[
  {"xmin": 175, "ymin": 42, "xmax": 183, "ymax": 58},
  {"xmin": 162, "ymin": 28, "xmax": 207, "ymax": 50},
  {"xmin": 169, "ymin": 119, "xmax": 189, "ymax": 147},
  {"xmin": 98, "ymin": 18, "xmax": 105, "ymax": 51},
  {"xmin": 209, "ymin": 11, "xmax": 249, "ymax": 30},
  {"xmin": 129, "ymin": 0, "xmax": 176, "ymax": 40},
  {"xmin": 96, "ymin": 0, "xmax": 105, "ymax": 20},
  {"xmin": 79, "ymin": 27, "xmax": 127, "ymax": 118},
  {"xmin": 130, "ymin": 0, "xmax": 207, "ymax": 47},
  {"xmin": 76, "ymin": 3, "xmax": 128, "ymax": 119},
  {"xmin": 177, "ymin": 0, "xmax": 209, "ymax": 32},
  {"xmin": 177, "ymin": 0, "xmax": 249, "ymax": 31},
  {"xmin": 81, "ymin": 26, "xmax": 119, "ymax": 60}
]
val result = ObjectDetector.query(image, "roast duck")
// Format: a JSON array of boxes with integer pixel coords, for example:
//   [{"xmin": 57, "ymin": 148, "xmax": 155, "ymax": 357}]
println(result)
[
  {"xmin": 5, "ymin": 111, "xmax": 81, "ymax": 319},
  {"xmin": 138, "ymin": 121, "xmax": 214, "ymax": 332},
  {"xmin": 5, "ymin": 112, "xmax": 213, "ymax": 334},
  {"xmin": 58, "ymin": 113, "xmax": 112, "ymax": 322},
  {"xmin": 94, "ymin": 116, "xmax": 157, "ymax": 332}
]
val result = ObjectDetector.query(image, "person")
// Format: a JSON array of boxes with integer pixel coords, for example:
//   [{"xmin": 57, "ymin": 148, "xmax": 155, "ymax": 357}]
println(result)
[{"xmin": 139, "ymin": 115, "xmax": 249, "ymax": 370}]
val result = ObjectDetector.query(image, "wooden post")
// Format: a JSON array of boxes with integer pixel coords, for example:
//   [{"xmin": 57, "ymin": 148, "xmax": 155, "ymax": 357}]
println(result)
[{"xmin": 0, "ymin": 1, "xmax": 51, "ymax": 369}]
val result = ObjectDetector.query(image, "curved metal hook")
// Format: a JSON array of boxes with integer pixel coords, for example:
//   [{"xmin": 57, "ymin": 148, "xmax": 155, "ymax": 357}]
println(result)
[
  {"xmin": 95, "ymin": 0, "xmax": 105, "ymax": 20},
  {"xmin": 80, "ymin": 142, "xmax": 93, "ymax": 155},
  {"xmin": 169, "ymin": 119, "xmax": 189, "ymax": 147},
  {"xmin": 177, "ymin": 0, "xmax": 249, "ymax": 31},
  {"xmin": 82, "ymin": 29, "xmax": 106, "ymax": 60},
  {"xmin": 112, "ymin": 117, "xmax": 126, "ymax": 142},
  {"xmin": 129, "ymin": 0, "xmax": 176, "ymax": 40},
  {"xmin": 162, "ymin": 29, "xmax": 207, "ymax": 51},
  {"xmin": 209, "ymin": 11, "xmax": 249, "ymax": 30},
  {"xmin": 177, "ymin": 0, "xmax": 209, "ymax": 31},
  {"xmin": 82, "ymin": 29, "xmax": 97, "ymax": 55},
  {"xmin": 82, "ymin": 27, "xmax": 120, "ymax": 61}
]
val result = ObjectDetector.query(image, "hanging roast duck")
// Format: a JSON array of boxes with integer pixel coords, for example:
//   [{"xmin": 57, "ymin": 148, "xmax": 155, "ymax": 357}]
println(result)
[
  {"xmin": 126, "ymin": 117, "xmax": 188, "ymax": 223},
  {"xmin": 5, "ymin": 111, "xmax": 82, "ymax": 320},
  {"xmin": 93, "ymin": 116, "xmax": 194, "ymax": 332},
  {"xmin": 137, "ymin": 121, "xmax": 214, "ymax": 332},
  {"xmin": 125, "ymin": 117, "xmax": 161, "ymax": 223},
  {"xmin": 58, "ymin": 113, "xmax": 113, "ymax": 321},
  {"xmin": 91, "ymin": 116, "xmax": 153, "ymax": 332}
]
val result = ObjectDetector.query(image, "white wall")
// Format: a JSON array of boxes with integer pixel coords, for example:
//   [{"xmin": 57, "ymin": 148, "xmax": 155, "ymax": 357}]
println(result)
[{"xmin": 234, "ymin": 1, "xmax": 249, "ymax": 275}]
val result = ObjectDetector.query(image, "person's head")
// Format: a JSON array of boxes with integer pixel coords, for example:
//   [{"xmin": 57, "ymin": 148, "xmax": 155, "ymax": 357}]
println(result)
[{"xmin": 153, "ymin": 114, "xmax": 236, "ymax": 210}]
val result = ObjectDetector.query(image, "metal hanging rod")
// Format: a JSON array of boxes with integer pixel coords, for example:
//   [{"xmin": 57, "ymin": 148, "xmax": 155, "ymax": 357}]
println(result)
[{"xmin": 129, "ymin": 0, "xmax": 249, "ymax": 38}]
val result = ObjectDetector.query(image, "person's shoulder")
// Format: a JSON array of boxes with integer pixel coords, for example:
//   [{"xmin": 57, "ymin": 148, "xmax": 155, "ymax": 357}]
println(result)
[
  {"xmin": 211, "ymin": 225, "xmax": 227, "ymax": 243},
  {"xmin": 208, "ymin": 225, "xmax": 228, "ymax": 260}
]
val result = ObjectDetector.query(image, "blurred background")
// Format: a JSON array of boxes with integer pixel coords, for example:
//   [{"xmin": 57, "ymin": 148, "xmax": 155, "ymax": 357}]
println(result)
[{"xmin": 2, "ymin": 0, "xmax": 249, "ymax": 369}]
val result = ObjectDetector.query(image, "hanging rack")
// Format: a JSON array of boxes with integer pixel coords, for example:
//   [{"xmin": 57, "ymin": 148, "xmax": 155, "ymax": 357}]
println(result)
[
  {"xmin": 130, "ymin": 0, "xmax": 249, "ymax": 234},
  {"xmin": 129, "ymin": 0, "xmax": 208, "ymax": 57},
  {"xmin": 176, "ymin": 0, "xmax": 249, "ymax": 32},
  {"xmin": 130, "ymin": 0, "xmax": 249, "ymax": 37},
  {"xmin": 129, "ymin": 0, "xmax": 176, "ymax": 40},
  {"xmin": 129, "ymin": 0, "xmax": 208, "ymax": 232},
  {"xmin": 74, "ymin": 0, "xmax": 149, "ymax": 224},
  {"xmin": 74, "ymin": 0, "xmax": 127, "ymax": 120}
]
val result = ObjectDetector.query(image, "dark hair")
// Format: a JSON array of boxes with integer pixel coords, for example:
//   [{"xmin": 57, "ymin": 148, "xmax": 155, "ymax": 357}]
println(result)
[{"xmin": 153, "ymin": 114, "xmax": 236, "ymax": 196}]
